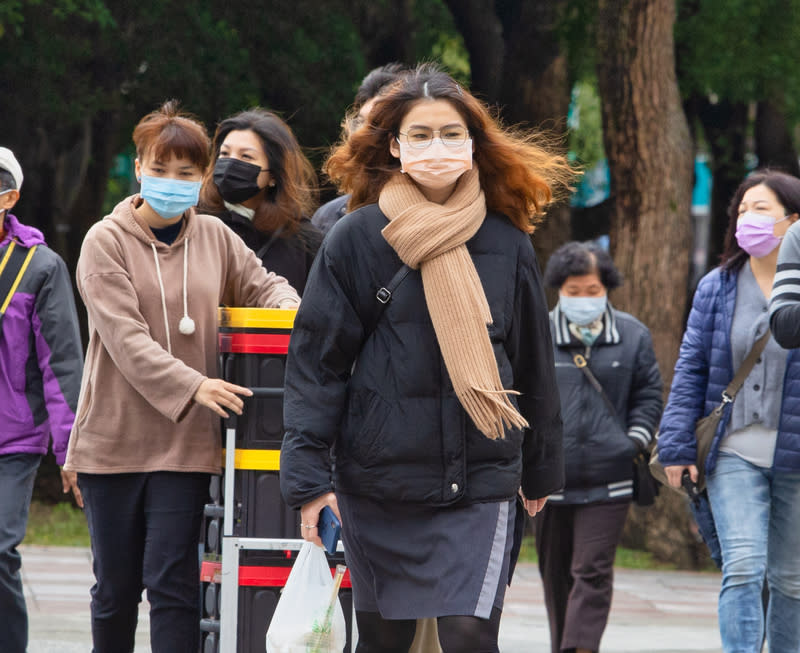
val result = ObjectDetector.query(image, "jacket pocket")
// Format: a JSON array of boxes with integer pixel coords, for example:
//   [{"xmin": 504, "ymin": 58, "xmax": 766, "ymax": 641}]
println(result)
[{"xmin": 347, "ymin": 390, "xmax": 392, "ymax": 463}]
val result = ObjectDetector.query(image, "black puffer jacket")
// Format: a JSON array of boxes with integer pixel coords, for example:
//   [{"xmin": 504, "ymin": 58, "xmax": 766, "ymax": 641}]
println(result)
[
  {"xmin": 280, "ymin": 203, "xmax": 565, "ymax": 509},
  {"xmin": 548, "ymin": 303, "xmax": 662, "ymax": 504}
]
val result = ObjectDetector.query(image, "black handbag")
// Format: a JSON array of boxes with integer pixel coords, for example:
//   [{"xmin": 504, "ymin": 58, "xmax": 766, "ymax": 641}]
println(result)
[
  {"xmin": 572, "ymin": 353, "xmax": 659, "ymax": 507},
  {"xmin": 649, "ymin": 330, "xmax": 770, "ymax": 492}
]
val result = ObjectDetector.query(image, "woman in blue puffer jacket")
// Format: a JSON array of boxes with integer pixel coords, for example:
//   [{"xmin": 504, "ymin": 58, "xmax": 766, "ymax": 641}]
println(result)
[{"xmin": 658, "ymin": 170, "xmax": 800, "ymax": 653}]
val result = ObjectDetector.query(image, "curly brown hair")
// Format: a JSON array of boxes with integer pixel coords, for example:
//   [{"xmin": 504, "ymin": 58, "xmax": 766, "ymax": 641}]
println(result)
[{"xmin": 324, "ymin": 63, "xmax": 576, "ymax": 233}]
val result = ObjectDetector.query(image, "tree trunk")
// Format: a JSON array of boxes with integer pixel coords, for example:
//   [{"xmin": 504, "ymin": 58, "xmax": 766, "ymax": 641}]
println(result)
[
  {"xmin": 596, "ymin": 0, "xmax": 699, "ymax": 567},
  {"xmin": 755, "ymin": 99, "xmax": 800, "ymax": 177},
  {"xmin": 443, "ymin": 0, "xmax": 505, "ymax": 101}
]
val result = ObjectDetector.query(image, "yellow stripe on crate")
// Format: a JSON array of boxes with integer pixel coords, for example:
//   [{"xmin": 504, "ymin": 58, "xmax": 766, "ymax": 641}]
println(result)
[
  {"xmin": 218, "ymin": 307, "xmax": 297, "ymax": 330},
  {"xmin": 222, "ymin": 448, "xmax": 281, "ymax": 470}
]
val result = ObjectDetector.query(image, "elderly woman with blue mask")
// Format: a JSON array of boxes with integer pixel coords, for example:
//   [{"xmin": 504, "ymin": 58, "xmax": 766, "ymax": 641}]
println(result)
[{"xmin": 535, "ymin": 241, "xmax": 662, "ymax": 653}]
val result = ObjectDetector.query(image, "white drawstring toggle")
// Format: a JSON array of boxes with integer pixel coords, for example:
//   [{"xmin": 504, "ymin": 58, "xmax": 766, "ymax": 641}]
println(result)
[
  {"xmin": 179, "ymin": 316, "xmax": 195, "ymax": 335},
  {"xmin": 179, "ymin": 236, "xmax": 195, "ymax": 335}
]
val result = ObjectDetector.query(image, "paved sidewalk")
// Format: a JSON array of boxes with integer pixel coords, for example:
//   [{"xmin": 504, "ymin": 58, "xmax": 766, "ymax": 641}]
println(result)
[{"xmin": 22, "ymin": 545, "xmax": 723, "ymax": 652}]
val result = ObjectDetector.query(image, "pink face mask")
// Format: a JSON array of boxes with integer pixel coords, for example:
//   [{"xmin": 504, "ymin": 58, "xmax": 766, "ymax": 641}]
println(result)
[
  {"xmin": 397, "ymin": 138, "xmax": 473, "ymax": 190},
  {"xmin": 735, "ymin": 211, "xmax": 787, "ymax": 258}
]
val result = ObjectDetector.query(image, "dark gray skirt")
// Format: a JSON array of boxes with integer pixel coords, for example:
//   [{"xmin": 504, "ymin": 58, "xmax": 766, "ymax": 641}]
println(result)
[{"xmin": 337, "ymin": 493, "xmax": 515, "ymax": 620}]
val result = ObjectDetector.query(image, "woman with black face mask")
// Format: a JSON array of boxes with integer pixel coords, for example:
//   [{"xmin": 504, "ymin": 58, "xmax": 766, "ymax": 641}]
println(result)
[{"xmin": 200, "ymin": 109, "xmax": 322, "ymax": 295}]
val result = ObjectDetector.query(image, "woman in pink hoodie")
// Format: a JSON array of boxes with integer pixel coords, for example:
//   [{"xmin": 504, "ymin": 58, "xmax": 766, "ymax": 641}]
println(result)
[{"xmin": 64, "ymin": 101, "xmax": 299, "ymax": 653}]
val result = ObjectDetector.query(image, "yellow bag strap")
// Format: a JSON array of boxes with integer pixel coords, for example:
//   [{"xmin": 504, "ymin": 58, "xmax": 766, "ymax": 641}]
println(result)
[{"xmin": 0, "ymin": 241, "xmax": 38, "ymax": 316}]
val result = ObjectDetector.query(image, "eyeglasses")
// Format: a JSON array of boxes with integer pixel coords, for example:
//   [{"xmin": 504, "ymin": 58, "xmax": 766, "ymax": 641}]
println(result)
[{"xmin": 397, "ymin": 124, "xmax": 469, "ymax": 149}]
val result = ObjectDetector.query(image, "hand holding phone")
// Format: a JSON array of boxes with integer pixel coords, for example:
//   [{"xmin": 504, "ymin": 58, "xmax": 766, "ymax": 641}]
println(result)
[
  {"xmin": 681, "ymin": 469, "xmax": 700, "ymax": 504},
  {"xmin": 318, "ymin": 505, "xmax": 341, "ymax": 555}
]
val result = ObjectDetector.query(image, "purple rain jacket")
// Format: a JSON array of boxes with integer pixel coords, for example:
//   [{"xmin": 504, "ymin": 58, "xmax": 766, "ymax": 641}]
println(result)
[{"xmin": 0, "ymin": 213, "xmax": 82, "ymax": 465}]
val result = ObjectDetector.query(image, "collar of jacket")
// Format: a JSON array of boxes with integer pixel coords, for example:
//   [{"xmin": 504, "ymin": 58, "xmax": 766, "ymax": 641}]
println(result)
[
  {"xmin": 551, "ymin": 302, "xmax": 620, "ymax": 347},
  {"xmin": 2, "ymin": 212, "xmax": 46, "ymax": 248}
]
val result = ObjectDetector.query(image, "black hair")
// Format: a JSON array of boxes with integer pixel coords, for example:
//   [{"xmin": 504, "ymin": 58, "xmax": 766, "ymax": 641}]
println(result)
[
  {"xmin": 354, "ymin": 63, "xmax": 407, "ymax": 108},
  {"xmin": 544, "ymin": 240, "xmax": 623, "ymax": 290},
  {"xmin": 722, "ymin": 169, "xmax": 800, "ymax": 272},
  {"xmin": 0, "ymin": 170, "xmax": 17, "ymax": 192}
]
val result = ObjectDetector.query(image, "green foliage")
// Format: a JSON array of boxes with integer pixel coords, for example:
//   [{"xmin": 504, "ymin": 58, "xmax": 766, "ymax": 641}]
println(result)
[
  {"xmin": 429, "ymin": 32, "xmax": 470, "ymax": 85},
  {"xmin": 411, "ymin": 1, "xmax": 470, "ymax": 85},
  {"xmin": 23, "ymin": 501, "xmax": 90, "ymax": 547},
  {"xmin": 556, "ymin": 0, "xmax": 598, "ymax": 83},
  {"xmin": 676, "ymin": 0, "xmax": 800, "ymax": 117},
  {"xmin": 568, "ymin": 79, "xmax": 606, "ymax": 168}
]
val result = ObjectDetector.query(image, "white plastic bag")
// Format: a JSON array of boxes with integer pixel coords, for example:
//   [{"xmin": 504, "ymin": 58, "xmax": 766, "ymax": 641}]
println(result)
[{"xmin": 266, "ymin": 541, "xmax": 347, "ymax": 653}]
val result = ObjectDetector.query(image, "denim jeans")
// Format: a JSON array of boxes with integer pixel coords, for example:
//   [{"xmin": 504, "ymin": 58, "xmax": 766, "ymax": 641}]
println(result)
[
  {"xmin": 79, "ymin": 472, "xmax": 209, "ymax": 653},
  {"xmin": 707, "ymin": 452, "xmax": 800, "ymax": 653},
  {"xmin": 0, "ymin": 453, "xmax": 42, "ymax": 653}
]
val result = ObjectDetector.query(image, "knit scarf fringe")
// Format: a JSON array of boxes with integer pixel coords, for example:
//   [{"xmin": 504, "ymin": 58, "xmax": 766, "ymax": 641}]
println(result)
[{"xmin": 379, "ymin": 168, "xmax": 529, "ymax": 439}]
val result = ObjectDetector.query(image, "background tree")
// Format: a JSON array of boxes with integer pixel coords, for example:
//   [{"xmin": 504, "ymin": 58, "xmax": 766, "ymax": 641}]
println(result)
[
  {"xmin": 596, "ymin": 0, "xmax": 698, "ymax": 566},
  {"xmin": 676, "ymin": 0, "xmax": 800, "ymax": 270}
]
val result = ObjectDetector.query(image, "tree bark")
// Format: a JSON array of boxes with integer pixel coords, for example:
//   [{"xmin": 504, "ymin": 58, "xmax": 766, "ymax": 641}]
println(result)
[
  {"xmin": 442, "ymin": 0, "xmax": 505, "ymax": 101},
  {"xmin": 597, "ymin": 0, "xmax": 699, "ymax": 566},
  {"xmin": 596, "ymin": 0, "xmax": 692, "ymax": 383}
]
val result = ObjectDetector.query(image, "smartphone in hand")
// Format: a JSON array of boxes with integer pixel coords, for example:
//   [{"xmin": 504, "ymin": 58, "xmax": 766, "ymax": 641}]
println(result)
[{"xmin": 318, "ymin": 505, "xmax": 341, "ymax": 555}]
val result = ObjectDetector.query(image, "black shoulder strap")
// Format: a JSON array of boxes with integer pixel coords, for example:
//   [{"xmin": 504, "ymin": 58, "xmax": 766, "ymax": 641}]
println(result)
[
  {"xmin": 0, "ymin": 241, "xmax": 37, "ymax": 327},
  {"xmin": 255, "ymin": 225, "xmax": 285, "ymax": 260},
  {"xmin": 364, "ymin": 264, "xmax": 412, "ymax": 337},
  {"xmin": 573, "ymin": 353, "xmax": 620, "ymax": 422}
]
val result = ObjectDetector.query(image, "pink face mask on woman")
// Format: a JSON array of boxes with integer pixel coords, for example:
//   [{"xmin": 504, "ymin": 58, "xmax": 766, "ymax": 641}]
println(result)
[
  {"xmin": 397, "ymin": 138, "xmax": 473, "ymax": 190},
  {"xmin": 735, "ymin": 211, "xmax": 788, "ymax": 258}
]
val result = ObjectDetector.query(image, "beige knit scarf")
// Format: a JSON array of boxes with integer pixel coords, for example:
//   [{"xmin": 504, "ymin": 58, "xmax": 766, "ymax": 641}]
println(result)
[{"xmin": 379, "ymin": 168, "xmax": 529, "ymax": 439}]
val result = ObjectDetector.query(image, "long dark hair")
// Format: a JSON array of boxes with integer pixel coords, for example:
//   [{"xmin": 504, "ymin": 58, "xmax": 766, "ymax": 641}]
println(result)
[
  {"xmin": 200, "ymin": 108, "xmax": 317, "ymax": 236},
  {"xmin": 721, "ymin": 169, "xmax": 800, "ymax": 271},
  {"xmin": 324, "ymin": 63, "xmax": 575, "ymax": 233}
]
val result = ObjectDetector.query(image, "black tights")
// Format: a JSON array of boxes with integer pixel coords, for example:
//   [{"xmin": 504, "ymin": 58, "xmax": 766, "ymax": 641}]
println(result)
[{"xmin": 354, "ymin": 607, "xmax": 502, "ymax": 653}]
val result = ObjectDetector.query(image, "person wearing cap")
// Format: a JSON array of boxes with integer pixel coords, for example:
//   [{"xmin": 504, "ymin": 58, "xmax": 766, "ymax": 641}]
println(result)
[{"xmin": 0, "ymin": 146, "xmax": 84, "ymax": 653}]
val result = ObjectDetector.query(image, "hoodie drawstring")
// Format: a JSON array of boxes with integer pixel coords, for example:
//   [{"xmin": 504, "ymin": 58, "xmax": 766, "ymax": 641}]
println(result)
[
  {"xmin": 150, "ymin": 237, "xmax": 194, "ymax": 356},
  {"xmin": 179, "ymin": 238, "xmax": 195, "ymax": 335}
]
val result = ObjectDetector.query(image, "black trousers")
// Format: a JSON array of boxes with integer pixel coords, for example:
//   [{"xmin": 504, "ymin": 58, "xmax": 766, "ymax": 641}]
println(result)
[
  {"xmin": 78, "ymin": 472, "xmax": 209, "ymax": 653},
  {"xmin": 534, "ymin": 501, "xmax": 629, "ymax": 653},
  {"xmin": 0, "ymin": 454, "xmax": 41, "ymax": 653}
]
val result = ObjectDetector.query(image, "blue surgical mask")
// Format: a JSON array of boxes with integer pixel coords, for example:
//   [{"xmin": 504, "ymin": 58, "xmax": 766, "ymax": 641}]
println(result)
[
  {"xmin": 140, "ymin": 175, "xmax": 201, "ymax": 219},
  {"xmin": 559, "ymin": 294, "xmax": 607, "ymax": 326}
]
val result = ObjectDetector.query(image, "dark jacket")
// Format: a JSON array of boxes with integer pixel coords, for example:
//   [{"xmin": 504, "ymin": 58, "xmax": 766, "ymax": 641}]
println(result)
[
  {"xmin": 310, "ymin": 194, "xmax": 349, "ymax": 235},
  {"xmin": 659, "ymin": 266, "xmax": 800, "ymax": 475},
  {"xmin": 280, "ymin": 203, "xmax": 565, "ymax": 508},
  {"xmin": 548, "ymin": 303, "xmax": 662, "ymax": 504},
  {"xmin": 0, "ymin": 213, "xmax": 83, "ymax": 464},
  {"xmin": 217, "ymin": 209, "xmax": 323, "ymax": 296}
]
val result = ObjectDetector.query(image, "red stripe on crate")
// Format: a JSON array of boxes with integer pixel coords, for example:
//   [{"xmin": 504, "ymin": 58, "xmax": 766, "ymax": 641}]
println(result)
[
  {"xmin": 200, "ymin": 560, "xmax": 351, "ymax": 588},
  {"xmin": 218, "ymin": 333, "xmax": 291, "ymax": 354},
  {"xmin": 239, "ymin": 565, "xmax": 352, "ymax": 588}
]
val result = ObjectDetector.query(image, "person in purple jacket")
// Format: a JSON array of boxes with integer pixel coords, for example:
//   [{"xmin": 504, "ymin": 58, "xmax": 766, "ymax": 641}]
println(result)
[{"xmin": 0, "ymin": 147, "xmax": 83, "ymax": 653}]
